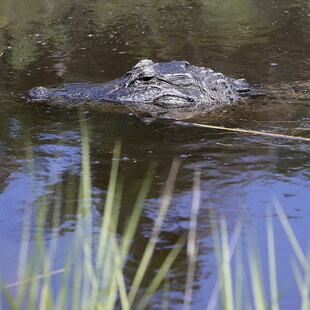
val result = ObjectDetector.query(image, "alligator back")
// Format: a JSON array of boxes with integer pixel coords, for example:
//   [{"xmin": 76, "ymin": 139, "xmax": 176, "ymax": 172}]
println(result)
[{"xmin": 251, "ymin": 80, "xmax": 310, "ymax": 104}]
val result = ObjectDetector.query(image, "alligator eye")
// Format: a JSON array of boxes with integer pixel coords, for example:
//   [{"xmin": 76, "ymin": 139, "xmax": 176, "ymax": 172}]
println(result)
[{"xmin": 140, "ymin": 76, "xmax": 153, "ymax": 82}]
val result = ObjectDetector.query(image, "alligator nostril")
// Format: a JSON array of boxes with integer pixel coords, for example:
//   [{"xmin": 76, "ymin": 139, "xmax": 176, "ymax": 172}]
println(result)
[{"xmin": 28, "ymin": 86, "xmax": 53, "ymax": 99}]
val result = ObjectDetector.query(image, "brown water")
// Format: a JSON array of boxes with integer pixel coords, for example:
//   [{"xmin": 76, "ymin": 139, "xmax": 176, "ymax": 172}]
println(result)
[{"xmin": 0, "ymin": 0, "xmax": 309, "ymax": 309}]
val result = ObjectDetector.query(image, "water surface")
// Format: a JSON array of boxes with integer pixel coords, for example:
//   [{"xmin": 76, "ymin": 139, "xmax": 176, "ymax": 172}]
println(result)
[{"xmin": 0, "ymin": 0, "xmax": 309, "ymax": 308}]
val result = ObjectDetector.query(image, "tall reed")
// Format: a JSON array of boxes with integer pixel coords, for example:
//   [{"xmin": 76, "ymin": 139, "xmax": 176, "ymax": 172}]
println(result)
[
  {"xmin": 0, "ymin": 121, "xmax": 186, "ymax": 309},
  {"xmin": 0, "ymin": 120, "xmax": 309, "ymax": 309}
]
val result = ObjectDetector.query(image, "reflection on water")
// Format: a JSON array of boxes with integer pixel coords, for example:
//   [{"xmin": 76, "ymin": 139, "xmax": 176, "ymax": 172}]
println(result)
[
  {"xmin": 1, "ymin": 0, "xmax": 309, "ymax": 89},
  {"xmin": 0, "ymin": 0, "xmax": 309, "ymax": 308}
]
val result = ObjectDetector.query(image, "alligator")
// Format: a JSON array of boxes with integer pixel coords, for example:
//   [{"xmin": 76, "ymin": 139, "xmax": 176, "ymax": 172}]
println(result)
[{"xmin": 25, "ymin": 59, "xmax": 309, "ymax": 119}]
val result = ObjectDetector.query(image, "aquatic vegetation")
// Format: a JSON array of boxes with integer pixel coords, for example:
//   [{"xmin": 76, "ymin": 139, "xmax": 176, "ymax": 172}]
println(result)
[
  {"xmin": 207, "ymin": 199, "xmax": 310, "ymax": 310},
  {"xmin": 1, "ymin": 121, "xmax": 309, "ymax": 310},
  {"xmin": 0, "ymin": 121, "xmax": 187, "ymax": 309}
]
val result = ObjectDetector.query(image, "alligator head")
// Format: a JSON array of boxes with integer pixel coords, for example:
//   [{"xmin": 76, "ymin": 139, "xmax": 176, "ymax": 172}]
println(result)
[{"xmin": 26, "ymin": 59, "xmax": 251, "ymax": 118}]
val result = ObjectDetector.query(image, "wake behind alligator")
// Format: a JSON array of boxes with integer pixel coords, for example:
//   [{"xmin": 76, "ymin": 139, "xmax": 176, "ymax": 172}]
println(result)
[{"xmin": 25, "ymin": 59, "xmax": 309, "ymax": 120}]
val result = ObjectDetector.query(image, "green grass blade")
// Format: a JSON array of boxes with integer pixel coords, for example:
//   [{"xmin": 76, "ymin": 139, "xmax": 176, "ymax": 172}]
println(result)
[
  {"xmin": 101, "ymin": 162, "xmax": 156, "ymax": 309},
  {"xmin": 72, "ymin": 235, "xmax": 83, "ymax": 310},
  {"xmin": 207, "ymin": 213, "xmax": 242, "ymax": 310},
  {"xmin": 107, "ymin": 232, "xmax": 130, "ymax": 310},
  {"xmin": 183, "ymin": 168, "xmax": 201, "ymax": 310},
  {"xmin": 220, "ymin": 217, "xmax": 235, "ymax": 310},
  {"xmin": 99, "ymin": 181, "xmax": 124, "ymax": 309},
  {"xmin": 0, "ymin": 277, "xmax": 18, "ymax": 310},
  {"xmin": 79, "ymin": 113, "xmax": 92, "ymax": 214},
  {"xmin": 247, "ymin": 235, "xmax": 267, "ymax": 310},
  {"xmin": 128, "ymin": 159, "xmax": 180, "ymax": 306},
  {"xmin": 266, "ymin": 207, "xmax": 279, "ymax": 310},
  {"xmin": 292, "ymin": 258, "xmax": 310, "ymax": 310},
  {"xmin": 207, "ymin": 208, "xmax": 222, "ymax": 310},
  {"xmin": 95, "ymin": 140, "xmax": 121, "ymax": 270},
  {"xmin": 234, "ymin": 244, "xmax": 243, "ymax": 310},
  {"xmin": 273, "ymin": 198, "xmax": 308, "ymax": 269},
  {"xmin": 120, "ymin": 162, "xmax": 157, "ymax": 261},
  {"xmin": 161, "ymin": 278, "xmax": 170, "ymax": 310},
  {"xmin": 137, "ymin": 236, "xmax": 186, "ymax": 310}
]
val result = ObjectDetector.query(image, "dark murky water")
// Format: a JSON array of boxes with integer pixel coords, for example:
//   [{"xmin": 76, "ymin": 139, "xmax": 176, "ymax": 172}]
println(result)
[{"xmin": 0, "ymin": 0, "xmax": 309, "ymax": 309}]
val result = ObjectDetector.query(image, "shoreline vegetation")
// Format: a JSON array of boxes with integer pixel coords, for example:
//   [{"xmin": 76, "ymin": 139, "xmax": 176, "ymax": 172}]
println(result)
[{"xmin": 1, "ymin": 121, "xmax": 309, "ymax": 310}]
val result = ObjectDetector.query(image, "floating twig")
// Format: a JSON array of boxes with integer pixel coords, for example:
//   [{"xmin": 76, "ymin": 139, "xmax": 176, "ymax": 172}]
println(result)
[
  {"xmin": 1, "ymin": 268, "xmax": 66, "ymax": 289},
  {"xmin": 175, "ymin": 121, "xmax": 310, "ymax": 142}
]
